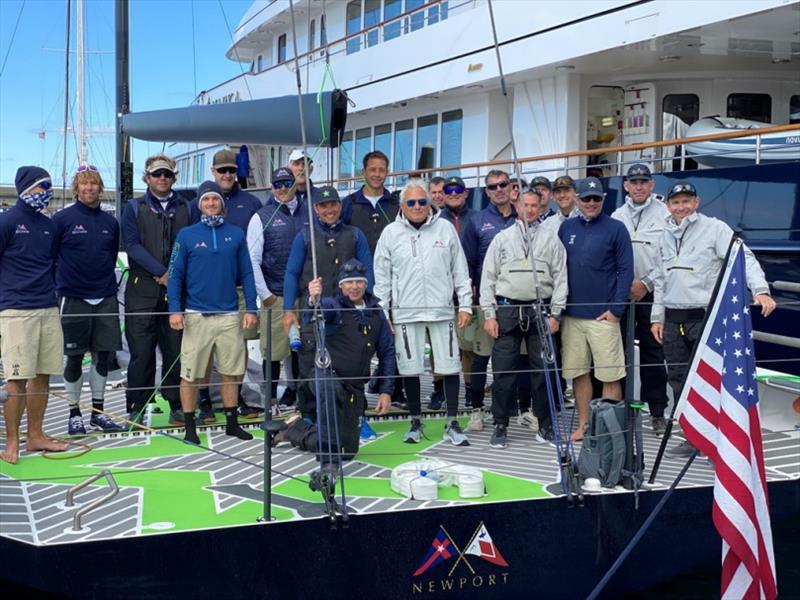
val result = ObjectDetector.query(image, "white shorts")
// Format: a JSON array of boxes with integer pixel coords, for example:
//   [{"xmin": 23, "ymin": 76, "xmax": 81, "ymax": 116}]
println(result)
[{"xmin": 395, "ymin": 320, "xmax": 461, "ymax": 376}]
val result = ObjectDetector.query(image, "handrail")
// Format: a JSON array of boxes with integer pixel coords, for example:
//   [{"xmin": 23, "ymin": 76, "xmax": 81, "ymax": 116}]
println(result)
[{"xmin": 65, "ymin": 469, "xmax": 120, "ymax": 532}]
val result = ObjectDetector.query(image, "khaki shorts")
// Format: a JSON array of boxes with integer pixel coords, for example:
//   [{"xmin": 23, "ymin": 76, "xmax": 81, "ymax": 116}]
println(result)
[
  {"xmin": 260, "ymin": 296, "xmax": 291, "ymax": 361},
  {"xmin": 460, "ymin": 310, "xmax": 494, "ymax": 357},
  {"xmin": 237, "ymin": 289, "xmax": 259, "ymax": 341},
  {"xmin": 0, "ymin": 308, "xmax": 64, "ymax": 380},
  {"xmin": 181, "ymin": 313, "xmax": 245, "ymax": 381},
  {"xmin": 560, "ymin": 316, "xmax": 625, "ymax": 382}
]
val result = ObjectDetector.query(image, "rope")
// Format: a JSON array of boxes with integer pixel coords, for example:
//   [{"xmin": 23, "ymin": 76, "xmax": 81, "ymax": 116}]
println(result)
[{"xmin": 0, "ymin": 0, "xmax": 26, "ymax": 79}]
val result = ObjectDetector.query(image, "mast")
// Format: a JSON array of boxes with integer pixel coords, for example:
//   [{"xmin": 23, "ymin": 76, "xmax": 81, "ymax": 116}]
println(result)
[
  {"xmin": 116, "ymin": 0, "xmax": 131, "ymax": 218},
  {"xmin": 76, "ymin": 0, "xmax": 87, "ymax": 165}
]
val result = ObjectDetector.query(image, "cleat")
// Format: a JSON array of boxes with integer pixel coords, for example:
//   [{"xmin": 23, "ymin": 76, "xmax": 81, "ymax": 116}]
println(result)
[
  {"xmin": 68, "ymin": 415, "xmax": 87, "ymax": 436},
  {"xmin": 238, "ymin": 399, "xmax": 264, "ymax": 418},
  {"xmin": 427, "ymin": 388, "xmax": 444, "ymax": 411},
  {"xmin": 666, "ymin": 439, "xmax": 696, "ymax": 458},
  {"xmin": 168, "ymin": 409, "xmax": 186, "ymax": 426},
  {"xmin": 652, "ymin": 416, "xmax": 668, "ymax": 437},
  {"xmin": 466, "ymin": 408, "xmax": 484, "ymax": 432},
  {"xmin": 535, "ymin": 426, "xmax": 555, "ymax": 444},
  {"xmin": 444, "ymin": 420, "xmax": 470, "ymax": 447},
  {"xmin": 490, "ymin": 424, "xmax": 508, "ymax": 449},
  {"xmin": 516, "ymin": 409, "xmax": 539, "ymax": 432},
  {"xmin": 403, "ymin": 418, "xmax": 423, "ymax": 443},
  {"xmin": 360, "ymin": 417, "xmax": 377, "ymax": 441},
  {"xmin": 89, "ymin": 414, "xmax": 125, "ymax": 433}
]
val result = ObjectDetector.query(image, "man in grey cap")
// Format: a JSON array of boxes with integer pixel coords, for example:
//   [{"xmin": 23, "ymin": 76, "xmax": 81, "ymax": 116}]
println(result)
[
  {"xmin": 611, "ymin": 164, "xmax": 670, "ymax": 434},
  {"xmin": 287, "ymin": 148, "xmax": 315, "ymax": 203},
  {"xmin": 531, "ymin": 176, "xmax": 555, "ymax": 220}
]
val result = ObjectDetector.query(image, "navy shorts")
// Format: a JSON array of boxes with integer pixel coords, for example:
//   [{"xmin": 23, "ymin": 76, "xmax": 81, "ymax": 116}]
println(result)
[{"xmin": 60, "ymin": 296, "xmax": 122, "ymax": 355}]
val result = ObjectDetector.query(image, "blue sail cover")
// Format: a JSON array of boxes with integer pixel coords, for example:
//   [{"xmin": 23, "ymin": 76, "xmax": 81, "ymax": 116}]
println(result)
[{"xmin": 121, "ymin": 90, "xmax": 347, "ymax": 147}]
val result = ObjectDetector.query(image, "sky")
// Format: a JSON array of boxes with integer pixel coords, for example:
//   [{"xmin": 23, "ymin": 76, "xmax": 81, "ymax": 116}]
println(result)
[{"xmin": 0, "ymin": 0, "xmax": 252, "ymax": 188}]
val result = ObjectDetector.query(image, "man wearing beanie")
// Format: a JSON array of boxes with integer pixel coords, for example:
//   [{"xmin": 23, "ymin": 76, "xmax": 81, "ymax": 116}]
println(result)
[
  {"xmin": 121, "ymin": 154, "xmax": 193, "ymax": 425},
  {"xmin": 0, "ymin": 166, "xmax": 69, "ymax": 463},
  {"xmin": 274, "ymin": 258, "xmax": 393, "ymax": 464},
  {"xmin": 167, "ymin": 181, "xmax": 258, "ymax": 444}
]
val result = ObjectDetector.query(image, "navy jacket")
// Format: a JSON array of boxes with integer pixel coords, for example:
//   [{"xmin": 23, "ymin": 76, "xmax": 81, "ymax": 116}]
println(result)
[
  {"xmin": 0, "ymin": 199, "xmax": 58, "ymax": 310},
  {"xmin": 440, "ymin": 204, "xmax": 476, "ymax": 236},
  {"xmin": 52, "ymin": 201, "xmax": 119, "ymax": 299},
  {"xmin": 191, "ymin": 184, "xmax": 261, "ymax": 233},
  {"xmin": 558, "ymin": 213, "xmax": 634, "ymax": 319},
  {"xmin": 167, "ymin": 221, "xmax": 257, "ymax": 314},
  {"xmin": 460, "ymin": 202, "xmax": 517, "ymax": 290},
  {"xmin": 341, "ymin": 187, "xmax": 398, "ymax": 253},
  {"xmin": 253, "ymin": 197, "xmax": 310, "ymax": 297}
]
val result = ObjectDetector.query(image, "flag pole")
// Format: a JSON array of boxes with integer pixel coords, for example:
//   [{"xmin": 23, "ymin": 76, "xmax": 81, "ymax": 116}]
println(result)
[{"xmin": 648, "ymin": 232, "xmax": 739, "ymax": 484}]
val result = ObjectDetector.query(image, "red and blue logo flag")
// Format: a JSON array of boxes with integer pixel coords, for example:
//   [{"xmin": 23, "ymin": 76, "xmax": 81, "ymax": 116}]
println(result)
[{"xmin": 413, "ymin": 529, "xmax": 454, "ymax": 576}]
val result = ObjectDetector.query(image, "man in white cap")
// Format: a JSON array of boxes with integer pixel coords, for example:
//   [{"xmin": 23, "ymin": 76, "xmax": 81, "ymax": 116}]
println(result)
[
  {"xmin": 287, "ymin": 148, "xmax": 315, "ymax": 204},
  {"xmin": 0, "ymin": 166, "xmax": 68, "ymax": 463}
]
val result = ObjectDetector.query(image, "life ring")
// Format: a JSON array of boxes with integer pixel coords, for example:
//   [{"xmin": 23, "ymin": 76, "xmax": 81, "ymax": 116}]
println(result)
[{"xmin": 390, "ymin": 459, "xmax": 485, "ymax": 500}]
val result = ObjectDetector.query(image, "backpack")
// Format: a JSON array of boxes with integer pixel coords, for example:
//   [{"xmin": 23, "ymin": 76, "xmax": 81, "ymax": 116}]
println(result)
[{"xmin": 578, "ymin": 398, "xmax": 644, "ymax": 488}]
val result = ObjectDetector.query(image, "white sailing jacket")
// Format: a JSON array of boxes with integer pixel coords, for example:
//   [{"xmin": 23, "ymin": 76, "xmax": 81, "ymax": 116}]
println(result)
[
  {"xmin": 373, "ymin": 206, "xmax": 472, "ymax": 324},
  {"xmin": 611, "ymin": 194, "xmax": 669, "ymax": 291},
  {"xmin": 651, "ymin": 212, "xmax": 769, "ymax": 322},
  {"xmin": 479, "ymin": 220, "xmax": 568, "ymax": 320},
  {"xmin": 539, "ymin": 207, "xmax": 580, "ymax": 236}
]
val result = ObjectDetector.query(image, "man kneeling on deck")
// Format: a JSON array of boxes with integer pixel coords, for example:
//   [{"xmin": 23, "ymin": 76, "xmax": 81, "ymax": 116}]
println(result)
[
  {"xmin": 167, "ymin": 181, "xmax": 258, "ymax": 444},
  {"xmin": 274, "ymin": 259, "xmax": 393, "ymax": 464}
]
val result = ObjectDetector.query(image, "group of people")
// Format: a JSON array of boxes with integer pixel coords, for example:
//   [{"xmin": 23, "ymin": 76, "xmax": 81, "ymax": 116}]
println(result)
[{"xmin": 0, "ymin": 147, "xmax": 776, "ymax": 465}]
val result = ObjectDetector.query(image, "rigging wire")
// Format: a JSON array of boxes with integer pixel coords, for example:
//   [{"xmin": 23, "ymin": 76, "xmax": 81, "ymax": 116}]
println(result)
[
  {"xmin": 0, "ymin": 0, "xmax": 26, "ymax": 79},
  {"xmin": 216, "ymin": 0, "xmax": 253, "ymax": 102},
  {"xmin": 190, "ymin": 0, "xmax": 198, "ymax": 101},
  {"xmin": 61, "ymin": 0, "xmax": 72, "ymax": 197}
]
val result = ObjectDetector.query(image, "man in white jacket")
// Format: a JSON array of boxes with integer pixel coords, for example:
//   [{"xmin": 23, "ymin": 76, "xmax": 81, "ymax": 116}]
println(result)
[{"xmin": 373, "ymin": 179, "xmax": 473, "ymax": 446}]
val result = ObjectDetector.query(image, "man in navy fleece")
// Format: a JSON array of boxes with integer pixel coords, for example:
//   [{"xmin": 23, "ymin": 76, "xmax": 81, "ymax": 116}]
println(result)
[
  {"xmin": 558, "ymin": 177, "xmax": 633, "ymax": 441},
  {"xmin": 167, "ymin": 181, "xmax": 258, "ymax": 445},
  {"xmin": 53, "ymin": 165, "xmax": 124, "ymax": 435}
]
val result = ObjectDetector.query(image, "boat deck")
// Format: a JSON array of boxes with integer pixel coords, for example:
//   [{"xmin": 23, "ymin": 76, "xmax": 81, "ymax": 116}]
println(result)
[{"xmin": 2, "ymin": 381, "xmax": 798, "ymax": 548}]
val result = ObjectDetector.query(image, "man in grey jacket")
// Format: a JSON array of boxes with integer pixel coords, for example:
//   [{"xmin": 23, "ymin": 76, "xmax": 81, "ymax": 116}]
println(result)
[
  {"xmin": 480, "ymin": 189, "xmax": 568, "ymax": 448},
  {"xmin": 611, "ymin": 164, "xmax": 670, "ymax": 435},
  {"xmin": 373, "ymin": 179, "xmax": 473, "ymax": 446},
  {"xmin": 650, "ymin": 181, "xmax": 776, "ymax": 456}
]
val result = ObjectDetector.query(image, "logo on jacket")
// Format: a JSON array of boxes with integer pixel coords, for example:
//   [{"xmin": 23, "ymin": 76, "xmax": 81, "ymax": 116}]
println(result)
[
  {"xmin": 272, "ymin": 217, "xmax": 286, "ymax": 227},
  {"xmin": 194, "ymin": 241, "xmax": 208, "ymax": 249},
  {"xmin": 480, "ymin": 222, "xmax": 495, "ymax": 232},
  {"xmin": 568, "ymin": 234, "xmax": 576, "ymax": 245},
  {"xmin": 15, "ymin": 224, "xmax": 29, "ymax": 234},
  {"xmin": 224, "ymin": 236, "xmax": 233, "ymax": 242},
  {"xmin": 71, "ymin": 224, "xmax": 88, "ymax": 234},
  {"xmin": 432, "ymin": 239, "xmax": 447, "ymax": 248}
]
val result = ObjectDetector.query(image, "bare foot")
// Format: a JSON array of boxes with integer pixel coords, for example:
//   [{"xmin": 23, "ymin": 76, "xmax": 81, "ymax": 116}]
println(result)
[
  {"xmin": 26, "ymin": 436, "xmax": 69, "ymax": 453},
  {"xmin": 1, "ymin": 440, "xmax": 20, "ymax": 464}
]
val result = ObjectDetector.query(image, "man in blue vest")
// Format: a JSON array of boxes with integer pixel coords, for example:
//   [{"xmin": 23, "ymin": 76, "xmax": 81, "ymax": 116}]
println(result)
[
  {"xmin": 53, "ymin": 165, "xmax": 124, "ymax": 435},
  {"xmin": 121, "ymin": 154, "xmax": 193, "ymax": 425},
  {"xmin": 0, "ymin": 166, "xmax": 68, "ymax": 463},
  {"xmin": 247, "ymin": 167, "xmax": 310, "ymax": 409}
]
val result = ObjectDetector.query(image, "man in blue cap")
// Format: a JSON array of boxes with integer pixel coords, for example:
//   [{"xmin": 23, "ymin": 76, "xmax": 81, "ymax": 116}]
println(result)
[
  {"xmin": 558, "ymin": 177, "xmax": 634, "ymax": 441},
  {"xmin": 0, "ymin": 166, "xmax": 69, "ymax": 463},
  {"xmin": 274, "ymin": 259, "xmax": 393, "ymax": 462},
  {"xmin": 167, "ymin": 181, "xmax": 258, "ymax": 445}
]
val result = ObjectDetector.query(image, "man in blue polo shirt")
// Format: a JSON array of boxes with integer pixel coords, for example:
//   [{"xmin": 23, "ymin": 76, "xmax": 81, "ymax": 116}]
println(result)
[
  {"xmin": 0, "ymin": 166, "xmax": 69, "ymax": 463},
  {"xmin": 53, "ymin": 165, "xmax": 124, "ymax": 435},
  {"xmin": 558, "ymin": 177, "xmax": 633, "ymax": 441}
]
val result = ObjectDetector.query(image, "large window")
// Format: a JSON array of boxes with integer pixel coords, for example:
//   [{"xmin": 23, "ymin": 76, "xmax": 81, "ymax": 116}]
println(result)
[
  {"xmin": 440, "ymin": 109, "xmax": 462, "ymax": 174},
  {"xmin": 416, "ymin": 114, "xmax": 438, "ymax": 170},
  {"xmin": 339, "ymin": 132, "xmax": 355, "ymax": 189},
  {"xmin": 193, "ymin": 154, "xmax": 205, "ymax": 185},
  {"xmin": 790, "ymin": 95, "xmax": 800, "ymax": 124},
  {"xmin": 663, "ymin": 94, "xmax": 699, "ymax": 171},
  {"xmin": 383, "ymin": 0, "xmax": 402, "ymax": 41},
  {"xmin": 406, "ymin": 0, "xmax": 425, "ymax": 33},
  {"xmin": 346, "ymin": 1, "xmax": 362, "ymax": 55},
  {"xmin": 394, "ymin": 119, "xmax": 414, "ymax": 184},
  {"xmin": 727, "ymin": 93, "xmax": 771, "ymax": 124},
  {"xmin": 355, "ymin": 128, "xmax": 372, "ymax": 176},
  {"xmin": 320, "ymin": 14, "xmax": 327, "ymax": 47},
  {"xmin": 428, "ymin": 0, "xmax": 449, "ymax": 25},
  {"xmin": 256, "ymin": 55, "xmax": 263, "ymax": 72},
  {"xmin": 374, "ymin": 124, "xmax": 392, "ymax": 159},
  {"xmin": 309, "ymin": 19, "xmax": 316, "ymax": 51},
  {"xmin": 277, "ymin": 34, "xmax": 287, "ymax": 64},
  {"xmin": 364, "ymin": 0, "xmax": 381, "ymax": 48}
]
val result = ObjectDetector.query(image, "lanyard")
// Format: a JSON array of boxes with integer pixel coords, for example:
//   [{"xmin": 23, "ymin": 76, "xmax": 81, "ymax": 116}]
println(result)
[{"xmin": 674, "ymin": 221, "xmax": 694, "ymax": 257}]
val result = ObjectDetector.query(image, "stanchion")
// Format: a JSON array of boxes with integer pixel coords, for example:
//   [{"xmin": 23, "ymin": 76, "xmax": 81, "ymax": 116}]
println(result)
[
  {"xmin": 622, "ymin": 300, "xmax": 642, "ymax": 491},
  {"xmin": 259, "ymin": 308, "xmax": 286, "ymax": 522}
]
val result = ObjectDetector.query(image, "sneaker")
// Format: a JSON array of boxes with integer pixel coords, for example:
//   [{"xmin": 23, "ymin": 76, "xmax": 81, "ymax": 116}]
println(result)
[
  {"xmin": 490, "ymin": 424, "xmax": 508, "ymax": 449},
  {"xmin": 278, "ymin": 388, "xmax": 297, "ymax": 407},
  {"xmin": 360, "ymin": 417, "xmax": 377, "ymax": 441},
  {"xmin": 198, "ymin": 401, "xmax": 216, "ymax": 424},
  {"xmin": 466, "ymin": 408, "xmax": 484, "ymax": 432},
  {"xmin": 68, "ymin": 415, "xmax": 86, "ymax": 436},
  {"xmin": 403, "ymin": 418, "xmax": 423, "ymax": 443},
  {"xmin": 238, "ymin": 399, "xmax": 264, "ymax": 418},
  {"xmin": 89, "ymin": 414, "xmax": 125, "ymax": 433},
  {"xmin": 169, "ymin": 409, "xmax": 186, "ymax": 426},
  {"xmin": 516, "ymin": 409, "xmax": 539, "ymax": 432},
  {"xmin": 444, "ymin": 420, "xmax": 470, "ymax": 447},
  {"xmin": 427, "ymin": 388, "xmax": 444, "ymax": 411},
  {"xmin": 666, "ymin": 439, "xmax": 696, "ymax": 458},
  {"xmin": 652, "ymin": 416, "xmax": 668, "ymax": 437},
  {"xmin": 535, "ymin": 426, "xmax": 555, "ymax": 444}
]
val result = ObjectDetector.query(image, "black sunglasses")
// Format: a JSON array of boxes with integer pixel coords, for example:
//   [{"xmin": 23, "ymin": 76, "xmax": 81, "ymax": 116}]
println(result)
[
  {"xmin": 670, "ymin": 184, "xmax": 697, "ymax": 197},
  {"xmin": 273, "ymin": 180, "xmax": 294, "ymax": 190},
  {"xmin": 579, "ymin": 196, "xmax": 603, "ymax": 203},
  {"xmin": 444, "ymin": 186, "xmax": 465, "ymax": 195},
  {"xmin": 215, "ymin": 166, "xmax": 237, "ymax": 175},
  {"xmin": 342, "ymin": 262, "xmax": 367, "ymax": 275},
  {"xmin": 405, "ymin": 198, "xmax": 428, "ymax": 208},
  {"xmin": 150, "ymin": 170, "xmax": 174, "ymax": 179},
  {"xmin": 486, "ymin": 181, "xmax": 509, "ymax": 191},
  {"xmin": 39, "ymin": 180, "xmax": 53, "ymax": 190}
]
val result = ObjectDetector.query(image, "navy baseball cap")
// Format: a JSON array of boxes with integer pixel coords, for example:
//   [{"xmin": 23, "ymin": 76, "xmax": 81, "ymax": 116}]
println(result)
[
  {"xmin": 531, "ymin": 176, "xmax": 552, "ymax": 190},
  {"xmin": 444, "ymin": 176, "xmax": 466, "ymax": 189},
  {"xmin": 312, "ymin": 185, "xmax": 340, "ymax": 205},
  {"xmin": 666, "ymin": 181, "xmax": 698, "ymax": 200},
  {"xmin": 576, "ymin": 177, "xmax": 605, "ymax": 199},
  {"xmin": 626, "ymin": 163, "xmax": 652, "ymax": 181},
  {"xmin": 271, "ymin": 167, "xmax": 294, "ymax": 184}
]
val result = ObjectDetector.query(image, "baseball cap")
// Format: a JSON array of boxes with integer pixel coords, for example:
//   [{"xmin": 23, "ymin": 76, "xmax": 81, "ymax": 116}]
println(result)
[
  {"xmin": 146, "ymin": 159, "xmax": 177, "ymax": 175},
  {"xmin": 531, "ymin": 176, "xmax": 552, "ymax": 190},
  {"xmin": 288, "ymin": 149, "xmax": 314, "ymax": 164},
  {"xmin": 271, "ymin": 167, "xmax": 295, "ymax": 183},
  {"xmin": 552, "ymin": 175, "xmax": 576, "ymax": 190},
  {"xmin": 312, "ymin": 185, "xmax": 340, "ymax": 205},
  {"xmin": 666, "ymin": 181, "xmax": 698, "ymax": 200},
  {"xmin": 576, "ymin": 177, "xmax": 605, "ymax": 199},
  {"xmin": 212, "ymin": 149, "xmax": 237, "ymax": 169},
  {"xmin": 626, "ymin": 163, "xmax": 652, "ymax": 181},
  {"xmin": 443, "ymin": 176, "xmax": 465, "ymax": 189}
]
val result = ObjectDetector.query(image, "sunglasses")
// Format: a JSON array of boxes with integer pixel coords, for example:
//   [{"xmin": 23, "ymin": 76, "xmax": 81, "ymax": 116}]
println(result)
[
  {"xmin": 405, "ymin": 198, "xmax": 428, "ymax": 208},
  {"xmin": 150, "ymin": 170, "xmax": 175, "ymax": 179},
  {"xmin": 669, "ymin": 184, "xmax": 697, "ymax": 197},
  {"xmin": 40, "ymin": 180, "xmax": 53, "ymax": 190},
  {"xmin": 342, "ymin": 262, "xmax": 368, "ymax": 275},
  {"xmin": 579, "ymin": 196, "xmax": 603, "ymax": 203},
  {"xmin": 444, "ymin": 186, "xmax": 465, "ymax": 195},
  {"xmin": 486, "ymin": 181, "xmax": 509, "ymax": 191},
  {"xmin": 215, "ymin": 166, "xmax": 237, "ymax": 175},
  {"xmin": 273, "ymin": 180, "xmax": 294, "ymax": 190},
  {"xmin": 77, "ymin": 164, "xmax": 98, "ymax": 173}
]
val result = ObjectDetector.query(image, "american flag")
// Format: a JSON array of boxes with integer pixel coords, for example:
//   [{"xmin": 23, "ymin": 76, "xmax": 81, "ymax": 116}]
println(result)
[{"xmin": 677, "ymin": 241, "xmax": 777, "ymax": 600}]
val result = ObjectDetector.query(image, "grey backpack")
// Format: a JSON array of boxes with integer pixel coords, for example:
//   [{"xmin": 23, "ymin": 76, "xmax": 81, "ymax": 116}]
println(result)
[{"xmin": 578, "ymin": 398, "xmax": 643, "ymax": 488}]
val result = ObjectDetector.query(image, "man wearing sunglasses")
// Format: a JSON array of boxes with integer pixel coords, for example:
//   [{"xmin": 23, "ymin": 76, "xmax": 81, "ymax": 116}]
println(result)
[
  {"xmin": 121, "ymin": 154, "xmax": 193, "ymax": 425},
  {"xmin": 0, "ymin": 166, "xmax": 69, "ymax": 463},
  {"xmin": 610, "ymin": 164, "xmax": 670, "ymax": 435},
  {"xmin": 342, "ymin": 150, "xmax": 398, "ymax": 255},
  {"xmin": 460, "ymin": 169, "xmax": 517, "ymax": 430},
  {"xmin": 650, "ymin": 182, "xmax": 775, "ymax": 458},
  {"xmin": 558, "ymin": 177, "xmax": 634, "ymax": 441},
  {"xmin": 374, "ymin": 179, "xmax": 473, "ymax": 447},
  {"xmin": 247, "ymin": 167, "xmax": 309, "ymax": 410},
  {"xmin": 53, "ymin": 166, "xmax": 124, "ymax": 435}
]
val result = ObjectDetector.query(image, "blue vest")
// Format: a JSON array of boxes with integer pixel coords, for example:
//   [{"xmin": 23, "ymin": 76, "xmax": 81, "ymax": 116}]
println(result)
[{"xmin": 257, "ymin": 197, "xmax": 310, "ymax": 296}]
